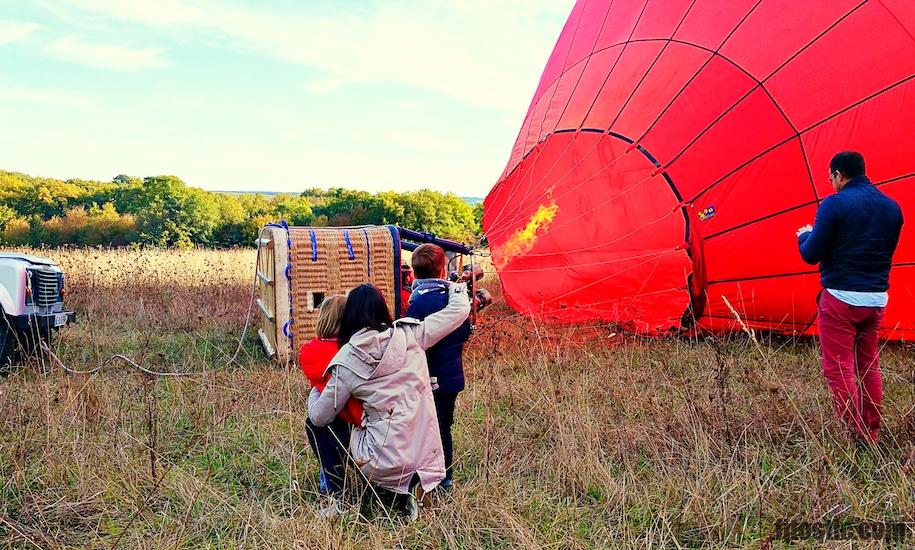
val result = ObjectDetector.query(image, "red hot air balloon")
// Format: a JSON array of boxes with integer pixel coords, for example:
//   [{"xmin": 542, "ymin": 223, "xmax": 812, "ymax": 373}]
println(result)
[{"xmin": 483, "ymin": 0, "xmax": 914, "ymax": 339}]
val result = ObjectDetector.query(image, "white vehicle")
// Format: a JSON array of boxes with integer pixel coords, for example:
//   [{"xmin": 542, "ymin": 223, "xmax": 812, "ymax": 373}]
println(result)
[{"xmin": 0, "ymin": 252, "xmax": 75, "ymax": 369}]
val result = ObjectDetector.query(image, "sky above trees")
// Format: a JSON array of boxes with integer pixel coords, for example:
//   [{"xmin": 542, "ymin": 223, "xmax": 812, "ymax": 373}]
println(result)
[{"xmin": 0, "ymin": 1, "xmax": 572, "ymax": 197}]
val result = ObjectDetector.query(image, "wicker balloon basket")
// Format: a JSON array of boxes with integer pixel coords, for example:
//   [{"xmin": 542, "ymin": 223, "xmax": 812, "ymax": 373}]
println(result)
[
  {"xmin": 255, "ymin": 223, "xmax": 474, "ymax": 366},
  {"xmin": 255, "ymin": 224, "xmax": 405, "ymax": 365}
]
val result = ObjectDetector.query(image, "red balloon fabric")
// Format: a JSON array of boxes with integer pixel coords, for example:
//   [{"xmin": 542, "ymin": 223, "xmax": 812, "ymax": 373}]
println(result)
[{"xmin": 483, "ymin": 0, "xmax": 915, "ymax": 338}]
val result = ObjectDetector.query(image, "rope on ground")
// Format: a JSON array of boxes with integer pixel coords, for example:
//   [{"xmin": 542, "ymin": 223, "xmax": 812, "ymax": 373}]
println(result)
[
  {"xmin": 39, "ymin": 341, "xmax": 210, "ymax": 377},
  {"xmin": 37, "ymin": 227, "xmax": 268, "ymax": 377}
]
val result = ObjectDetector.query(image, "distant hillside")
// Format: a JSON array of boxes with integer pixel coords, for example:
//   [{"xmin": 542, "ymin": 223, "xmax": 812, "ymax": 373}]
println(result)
[
  {"xmin": 220, "ymin": 190, "xmax": 484, "ymax": 205},
  {"xmin": 216, "ymin": 190, "xmax": 285, "ymax": 197},
  {"xmin": 0, "ymin": 170, "xmax": 482, "ymax": 247}
]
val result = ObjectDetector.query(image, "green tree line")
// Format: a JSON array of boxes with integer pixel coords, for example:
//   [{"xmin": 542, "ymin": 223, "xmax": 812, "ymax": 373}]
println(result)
[{"xmin": 0, "ymin": 171, "xmax": 483, "ymax": 248}]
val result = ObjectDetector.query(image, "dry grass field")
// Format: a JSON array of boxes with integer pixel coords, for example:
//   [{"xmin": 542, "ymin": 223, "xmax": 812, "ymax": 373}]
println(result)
[{"xmin": 0, "ymin": 248, "xmax": 913, "ymax": 548}]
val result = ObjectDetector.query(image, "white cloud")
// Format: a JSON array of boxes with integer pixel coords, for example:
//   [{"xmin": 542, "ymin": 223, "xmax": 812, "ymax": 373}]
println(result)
[
  {"xmin": 0, "ymin": 84, "xmax": 92, "ymax": 107},
  {"xmin": 384, "ymin": 130, "xmax": 462, "ymax": 154},
  {"xmin": 395, "ymin": 100, "xmax": 423, "ymax": 111},
  {"xmin": 0, "ymin": 18, "xmax": 41, "ymax": 45},
  {"xmin": 44, "ymin": 36, "xmax": 171, "ymax": 71},
  {"xmin": 21, "ymin": 0, "xmax": 574, "ymax": 195},
  {"xmin": 46, "ymin": 0, "xmax": 202, "ymax": 26},
  {"xmin": 41, "ymin": 0, "xmax": 573, "ymax": 112},
  {"xmin": 302, "ymin": 76, "xmax": 349, "ymax": 95},
  {"xmin": 202, "ymin": 1, "xmax": 571, "ymax": 113}
]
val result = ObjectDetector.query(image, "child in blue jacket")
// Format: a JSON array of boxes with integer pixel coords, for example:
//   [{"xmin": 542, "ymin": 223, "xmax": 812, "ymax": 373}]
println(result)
[{"xmin": 406, "ymin": 244, "xmax": 471, "ymax": 490}]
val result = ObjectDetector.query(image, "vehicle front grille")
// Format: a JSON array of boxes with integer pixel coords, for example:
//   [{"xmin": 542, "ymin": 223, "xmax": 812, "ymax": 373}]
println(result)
[{"xmin": 29, "ymin": 269, "xmax": 62, "ymax": 307}]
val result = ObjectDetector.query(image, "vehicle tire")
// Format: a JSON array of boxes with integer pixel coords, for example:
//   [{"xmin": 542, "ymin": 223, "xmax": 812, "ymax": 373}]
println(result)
[
  {"xmin": 0, "ymin": 318, "xmax": 16, "ymax": 374},
  {"xmin": 20, "ymin": 322, "xmax": 48, "ymax": 360}
]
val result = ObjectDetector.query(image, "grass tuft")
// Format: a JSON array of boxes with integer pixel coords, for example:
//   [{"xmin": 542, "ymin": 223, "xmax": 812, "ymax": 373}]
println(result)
[{"xmin": 0, "ymin": 248, "xmax": 912, "ymax": 548}]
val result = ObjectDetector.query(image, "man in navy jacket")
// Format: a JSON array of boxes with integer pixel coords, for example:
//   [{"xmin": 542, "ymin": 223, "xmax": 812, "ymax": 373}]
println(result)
[
  {"xmin": 797, "ymin": 151, "xmax": 903, "ymax": 443},
  {"xmin": 406, "ymin": 244, "xmax": 472, "ymax": 489}
]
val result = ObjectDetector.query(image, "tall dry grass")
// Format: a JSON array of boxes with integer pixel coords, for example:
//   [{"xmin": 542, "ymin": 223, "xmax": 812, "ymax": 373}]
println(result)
[{"xmin": 0, "ymin": 247, "xmax": 912, "ymax": 548}]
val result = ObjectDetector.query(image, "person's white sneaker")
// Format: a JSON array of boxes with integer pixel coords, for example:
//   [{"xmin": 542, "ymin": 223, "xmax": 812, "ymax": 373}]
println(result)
[
  {"xmin": 315, "ymin": 496, "xmax": 345, "ymax": 519},
  {"xmin": 403, "ymin": 494, "xmax": 419, "ymax": 522}
]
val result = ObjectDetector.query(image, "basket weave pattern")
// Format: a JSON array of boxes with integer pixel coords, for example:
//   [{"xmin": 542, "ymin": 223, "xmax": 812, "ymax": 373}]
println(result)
[{"xmin": 286, "ymin": 226, "xmax": 396, "ymax": 348}]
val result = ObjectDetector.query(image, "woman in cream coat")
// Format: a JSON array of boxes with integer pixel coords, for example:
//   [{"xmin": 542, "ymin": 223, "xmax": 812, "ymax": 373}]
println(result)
[{"xmin": 307, "ymin": 281, "xmax": 470, "ymax": 509}]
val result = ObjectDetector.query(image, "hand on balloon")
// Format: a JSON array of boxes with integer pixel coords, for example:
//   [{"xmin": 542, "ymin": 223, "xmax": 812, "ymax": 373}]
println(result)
[{"xmin": 796, "ymin": 224, "xmax": 813, "ymax": 237}]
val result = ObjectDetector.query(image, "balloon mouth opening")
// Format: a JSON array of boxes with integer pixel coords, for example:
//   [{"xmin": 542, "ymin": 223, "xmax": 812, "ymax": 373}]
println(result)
[{"xmin": 485, "ymin": 130, "xmax": 707, "ymax": 334}]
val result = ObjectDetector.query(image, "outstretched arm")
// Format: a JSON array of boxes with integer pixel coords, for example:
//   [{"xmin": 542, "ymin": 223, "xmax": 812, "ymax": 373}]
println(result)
[{"xmin": 410, "ymin": 283, "xmax": 471, "ymax": 350}]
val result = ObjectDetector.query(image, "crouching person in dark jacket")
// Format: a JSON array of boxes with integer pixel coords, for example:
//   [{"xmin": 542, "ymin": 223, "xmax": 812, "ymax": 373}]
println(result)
[{"xmin": 406, "ymin": 244, "xmax": 471, "ymax": 490}]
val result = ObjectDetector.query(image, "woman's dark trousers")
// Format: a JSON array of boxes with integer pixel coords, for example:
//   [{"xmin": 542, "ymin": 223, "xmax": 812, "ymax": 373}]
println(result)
[{"xmin": 305, "ymin": 416, "xmax": 351, "ymax": 494}]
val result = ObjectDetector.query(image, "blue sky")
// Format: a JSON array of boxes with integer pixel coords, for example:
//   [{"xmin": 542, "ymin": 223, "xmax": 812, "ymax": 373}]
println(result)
[{"xmin": 0, "ymin": 1, "xmax": 572, "ymax": 196}]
